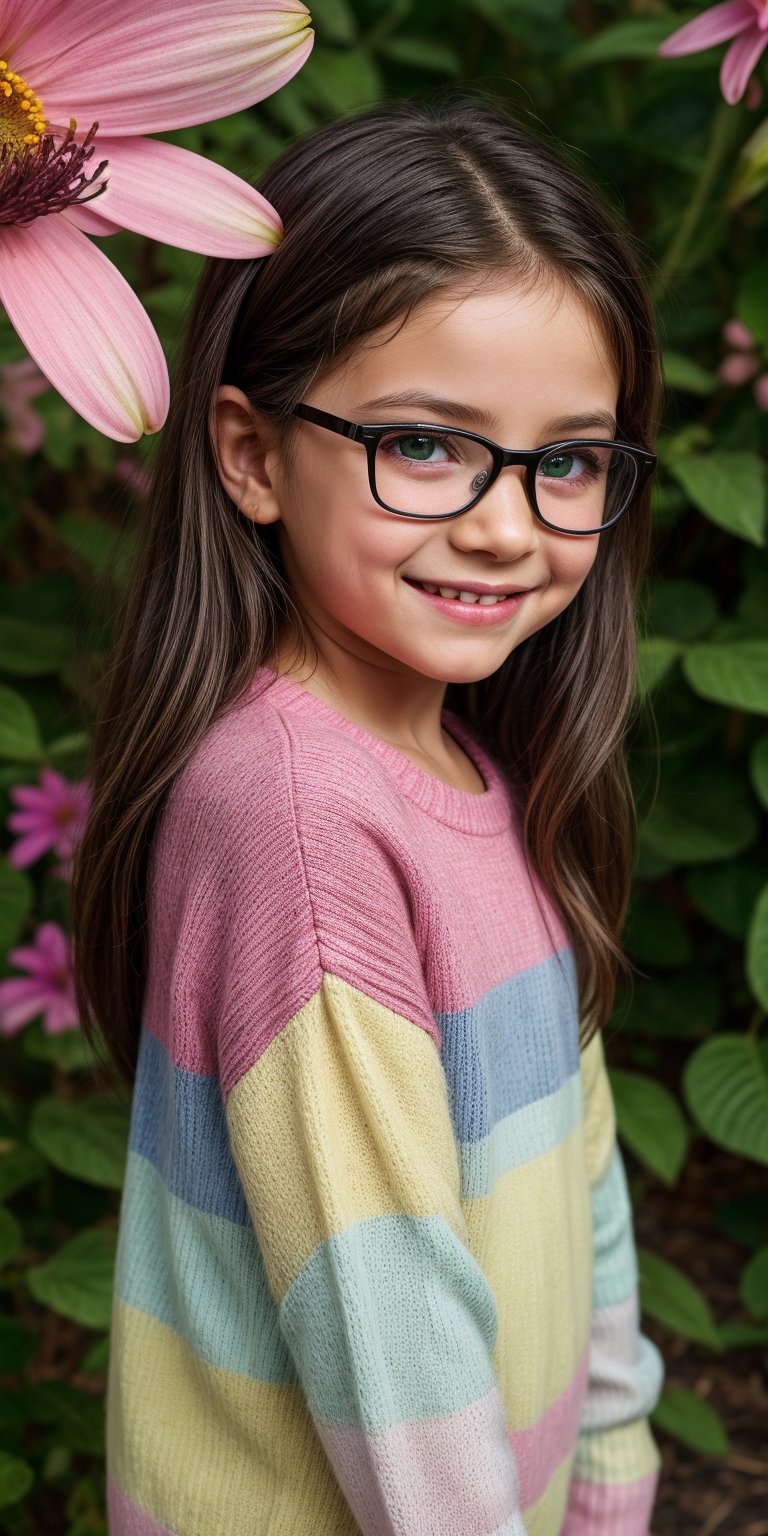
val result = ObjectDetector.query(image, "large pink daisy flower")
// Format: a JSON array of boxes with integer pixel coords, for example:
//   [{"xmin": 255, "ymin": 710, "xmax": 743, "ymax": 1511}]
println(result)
[{"xmin": 0, "ymin": 1, "xmax": 313, "ymax": 440}]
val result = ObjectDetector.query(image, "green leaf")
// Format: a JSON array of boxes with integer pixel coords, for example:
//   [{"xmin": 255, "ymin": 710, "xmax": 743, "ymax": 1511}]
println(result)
[
  {"xmin": 740, "ymin": 1245, "xmax": 768, "ymax": 1319},
  {"xmin": 22, "ymin": 1019, "xmax": 97, "ymax": 1073},
  {"xmin": 635, "ymin": 637, "xmax": 683, "ymax": 695},
  {"xmin": 718, "ymin": 1319, "xmax": 768, "ymax": 1346},
  {"xmin": 56, "ymin": 512, "xmax": 125, "ymax": 580},
  {"xmin": 684, "ymin": 641, "xmax": 768, "ymax": 713},
  {"xmin": 610, "ymin": 1069, "xmax": 689, "ymax": 1185},
  {"xmin": 663, "ymin": 352, "xmax": 717, "ymax": 396},
  {"xmin": 687, "ymin": 861, "xmax": 768, "ymax": 941},
  {"xmin": 729, "ymin": 117, "xmax": 768, "ymax": 208},
  {"xmin": 0, "ymin": 1144, "xmax": 47, "ymax": 1203},
  {"xmin": 645, "ymin": 578, "xmax": 718, "ymax": 642},
  {"xmin": 640, "ymin": 765, "xmax": 758, "ymax": 865},
  {"xmin": 668, "ymin": 452, "xmax": 766, "ymax": 546},
  {"xmin": 0, "ymin": 1452, "xmax": 34, "ymax": 1508},
  {"xmin": 737, "ymin": 263, "xmax": 768, "ymax": 352},
  {"xmin": 30, "ymin": 1097, "xmax": 129, "ymax": 1189},
  {"xmin": 379, "ymin": 37, "xmax": 462, "ymax": 73},
  {"xmin": 638, "ymin": 1248, "xmax": 721, "ymax": 1349},
  {"xmin": 684, "ymin": 1035, "xmax": 768, "ymax": 1165},
  {"xmin": 751, "ymin": 734, "xmax": 768, "ymax": 808},
  {"xmin": 302, "ymin": 45, "xmax": 382, "ymax": 113},
  {"xmin": 715, "ymin": 1191, "xmax": 768, "ymax": 1249},
  {"xmin": 24, "ymin": 1382, "xmax": 105, "ymax": 1456},
  {"xmin": 560, "ymin": 17, "xmax": 681, "ymax": 69},
  {"xmin": 617, "ymin": 972, "xmax": 721, "ymax": 1039},
  {"xmin": 0, "ymin": 1207, "xmax": 22, "ymax": 1268},
  {"xmin": 0, "ymin": 618, "xmax": 75, "ymax": 677},
  {"xmin": 80, "ymin": 1334, "xmax": 110, "ymax": 1374},
  {"xmin": 0, "ymin": 860, "xmax": 33, "ymax": 956},
  {"xmin": 0, "ymin": 686, "xmax": 43, "ymax": 761},
  {"xmin": 624, "ymin": 897, "xmax": 692, "ymax": 968},
  {"xmin": 747, "ymin": 883, "xmax": 768, "ymax": 1009},
  {"xmin": 314, "ymin": 0, "xmax": 356, "ymax": 43},
  {"xmin": 27, "ymin": 1226, "xmax": 116, "ymax": 1329},
  {"xmin": 0, "ymin": 1317, "xmax": 37, "ymax": 1374},
  {"xmin": 651, "ymin": 1389, "xmax": 729, "ymax": 1456}
]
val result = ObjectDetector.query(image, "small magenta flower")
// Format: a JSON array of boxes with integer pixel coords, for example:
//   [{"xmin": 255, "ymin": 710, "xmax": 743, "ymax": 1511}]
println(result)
[
  {"xmin": 0, "ymin": 921, "xmax": 78, "ymax": 1036},
  {"xmin": 6, "ymin": 768, "xmax": 91, "ymax": 882},
  {"xmin": 0, "ymin": 356, "xmax": 50, "ymax": 452},
  {"xmin": 659, "ymin": 1, "xmax": 768, "ymax": 105}
]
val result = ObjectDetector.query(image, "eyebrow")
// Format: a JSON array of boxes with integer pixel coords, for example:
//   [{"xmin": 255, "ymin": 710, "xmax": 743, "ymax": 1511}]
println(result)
[{"xmin": 355, "ymin": 391, "xmax": 617, "ymax": 439}]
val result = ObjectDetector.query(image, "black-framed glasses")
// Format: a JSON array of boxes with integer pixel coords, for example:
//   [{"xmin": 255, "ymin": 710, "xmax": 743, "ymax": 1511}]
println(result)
[{"xmin": 292, "ymin": 402, "xmax": 656, "ymax": 534}]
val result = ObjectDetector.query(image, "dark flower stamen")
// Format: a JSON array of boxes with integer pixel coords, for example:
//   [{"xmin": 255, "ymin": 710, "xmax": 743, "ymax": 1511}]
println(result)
[{"xmin": 0, "ymin": 119, "xmax": 109, "ymax": 227}]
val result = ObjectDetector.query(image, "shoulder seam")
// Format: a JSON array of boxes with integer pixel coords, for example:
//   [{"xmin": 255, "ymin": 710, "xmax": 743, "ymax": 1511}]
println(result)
[{"xmin": 275, "ymin": 709, "xmax": 323, "ymax": 977}]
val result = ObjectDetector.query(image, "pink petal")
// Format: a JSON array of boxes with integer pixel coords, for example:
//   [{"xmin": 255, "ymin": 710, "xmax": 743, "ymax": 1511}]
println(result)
[
  {"xmin": 35, "ymin": 921, "xmax": 71, "ymax": 965},
  {"xmin": 92, "ymin": 137, "xmax": 282, "ymax": 257},
  {"xmin": 0, "ymin": 216, "xmax": 169, "ymax": 442},
  {"xmin": 722, "ymin": 316, "xmax": 756, "ymax": 348},
  {"xmin": 10, "ymin": 0, "xmax": 314, "ymax": 137},
  {"xmin": 6, "ymin": 831, "xmax": 57, "ymax": 868},
  {"xmin": 7, "ymin": 810, "xmax": 51, "ymax": 829},
  {"xmin": 38, "ymin": 767, "xmax": 69, "ymax": 796},
  {"xmin": 43, "ymin": 996, "xmax": 79, "ymax": 1034},
  {"xmin": 8, "ymin": 783, "xmax": 47, "ymax": 809},
  {"xmin": 5, "ymin": 944, "xmax": 49, "ymax": 974},
  {"xmin": 721, "ymin": 21, "xmax": 768, "ymax": 99},
  {"xmin": 63, "ymin": 205, "xmax": 123, "ymax": 237},
  {"xmin": 0, "ymin": 978, "xmax": 50, "ymax": 1035},
  {"xmin": 754, "ymin": 372, "xmax": 768, "ymax": 409},
  {"xmin": 658, "ymin": 0, "xmax": 755, "ymax": 55}
]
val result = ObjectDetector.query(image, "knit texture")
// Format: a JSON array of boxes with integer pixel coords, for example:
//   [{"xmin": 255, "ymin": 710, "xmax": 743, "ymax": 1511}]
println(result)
[{"xmin": 106, "ymin": 663, "xmax": 664, "ymax": 1536}]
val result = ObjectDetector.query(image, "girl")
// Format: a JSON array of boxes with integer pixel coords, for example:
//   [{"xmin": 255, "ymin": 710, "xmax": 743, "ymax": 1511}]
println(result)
[{"xmin": 71, "ymin": 95, "xmax": 665, "ymax": 1536}]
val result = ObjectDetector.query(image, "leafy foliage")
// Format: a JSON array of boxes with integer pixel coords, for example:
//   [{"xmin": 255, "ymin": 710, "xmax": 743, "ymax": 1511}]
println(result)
[{"xmin": 3, "ymin": 0, "xmax": 768, "ymax": 1527}]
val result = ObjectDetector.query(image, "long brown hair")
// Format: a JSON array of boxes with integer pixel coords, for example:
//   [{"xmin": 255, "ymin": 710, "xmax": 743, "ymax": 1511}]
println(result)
[{"xmin": 70, "ymin": 93, "xmax": 661, "ymax": 1091}]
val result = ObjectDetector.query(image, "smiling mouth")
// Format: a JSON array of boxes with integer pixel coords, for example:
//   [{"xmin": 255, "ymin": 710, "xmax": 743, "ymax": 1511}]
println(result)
[{"xmin": 404, "ymin": 578, "xmax": 528, "ymax": 605}]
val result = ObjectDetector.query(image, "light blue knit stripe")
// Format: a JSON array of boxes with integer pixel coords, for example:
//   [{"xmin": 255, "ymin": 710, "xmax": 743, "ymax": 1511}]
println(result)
[
  {"xmin": 438, "ymin": 949, "xmax": 580, "ymax": 1144},
  {"xmin": 280, "ymin": 1212, "xmax": 499, "ymax": 1432},
  {"xmin": 591, "ymin": 1143, "xmax": 638, "ymax": 1311},
  {"xmin": 116, "ymin": 1149, "xmax": 296, "ymax": 1384},
  {"xmin": 129, "ymin": 1026, "xmax": 250, "ymax": 1226},
  {"xmin": 460, "ymin": 1071, "xmax": 582, "ymax": 1199}
]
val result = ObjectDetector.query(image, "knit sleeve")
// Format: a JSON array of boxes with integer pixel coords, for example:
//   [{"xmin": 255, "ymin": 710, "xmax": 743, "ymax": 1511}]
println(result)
[
  {"xmin": 561, "ymin": 1031, "xmax": 665, "ymax": 1535},
  {"xmin": 217, "ymin": 719, "xmax": 528, "ymax": 1536}
]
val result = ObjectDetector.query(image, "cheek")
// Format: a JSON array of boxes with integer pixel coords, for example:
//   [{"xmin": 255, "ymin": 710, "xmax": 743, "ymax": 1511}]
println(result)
[{"xmin": 544, "ymin": 533, "xmax": 600, "ymax": 592}]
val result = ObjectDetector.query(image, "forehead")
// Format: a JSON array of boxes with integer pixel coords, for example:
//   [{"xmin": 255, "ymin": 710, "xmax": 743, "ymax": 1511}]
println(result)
[{"xmin": 330, "ymin": 277, "xmax": 619, "ymax": 432}]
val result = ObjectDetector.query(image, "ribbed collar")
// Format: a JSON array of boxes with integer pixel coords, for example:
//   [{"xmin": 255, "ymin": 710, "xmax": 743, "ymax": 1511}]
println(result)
[{"xmin": 245, "ymin": 665, "xmax": 513, "ymax": 836}]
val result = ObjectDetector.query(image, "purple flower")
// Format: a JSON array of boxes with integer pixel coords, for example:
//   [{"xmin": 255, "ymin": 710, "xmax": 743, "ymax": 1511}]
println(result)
[
  {"xmin": 0, "ymin": 921, "xmax": 78, "ymax": 1037},
  {"xmin": 659, "ymin": 1, "xmax": 768, "ymax": 105}
]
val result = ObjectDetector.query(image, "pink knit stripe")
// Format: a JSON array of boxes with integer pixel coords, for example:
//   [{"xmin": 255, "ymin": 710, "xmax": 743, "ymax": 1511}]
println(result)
[
  {"xmin": 316, "ymin": 1387, "xmax": 521, "ymax": 1536},
  {"xmin": 509, "ymin": 1342, "xmax": 589, "ymax": 1508},
  {"xmin": 107, "ymin": 1478, "xmax": 176, "ymax": 1536},
  {"xmin": 560, "ymin": 1469, "xmax": 659, "ymax": 1535},
  {"xmin": 315, "ymin": 1346, "xmax": 589, "ymax": 1532}
]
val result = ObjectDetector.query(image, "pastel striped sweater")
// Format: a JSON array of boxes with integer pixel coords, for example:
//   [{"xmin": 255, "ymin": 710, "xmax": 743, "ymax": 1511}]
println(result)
[{"xmin": 106, "ymin": 662, "xmax": 664, "ymax": 1536}]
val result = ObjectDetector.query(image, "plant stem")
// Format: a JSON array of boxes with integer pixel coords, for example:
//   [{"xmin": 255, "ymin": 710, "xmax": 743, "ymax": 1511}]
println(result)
[{"xmin": 652, "ymin": 101, "xmax": 744, "ymax": 302}]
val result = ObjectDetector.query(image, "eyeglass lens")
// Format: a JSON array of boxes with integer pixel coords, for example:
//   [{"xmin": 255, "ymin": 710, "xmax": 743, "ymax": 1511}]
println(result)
[{"xmin": 373, "ymin": 430, "xmax": 639, "ymax": 528}]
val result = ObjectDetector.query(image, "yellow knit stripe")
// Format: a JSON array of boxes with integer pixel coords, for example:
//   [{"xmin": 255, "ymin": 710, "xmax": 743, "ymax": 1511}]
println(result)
[
  {"xmin": 573, "ymin": 1416, "xmax": 661, "ymax": 1484},
  {"xmin": 522, "ymin": 1450, "xmax": 574, "ymax": 1536},
  {"xmin": 465, "ymin": 1119, "xmax": 594, "ymax": 1421},
  {"xmin": 107, "ymin": 1300, "xmax": 359, "ymax": 1536},
  {"xmin": 579, "ymin": 1030, "xmax": 616, "ymax": 1188},
  {"xmin": 225, "ymin": 972, "xmax": 467, "ymax": 1300}
]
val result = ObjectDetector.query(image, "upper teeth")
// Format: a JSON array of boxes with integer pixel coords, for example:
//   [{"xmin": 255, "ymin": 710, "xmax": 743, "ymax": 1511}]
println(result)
[{"xmin": 419, "ymin": 582, "xmax": 509, "ymax": 605}]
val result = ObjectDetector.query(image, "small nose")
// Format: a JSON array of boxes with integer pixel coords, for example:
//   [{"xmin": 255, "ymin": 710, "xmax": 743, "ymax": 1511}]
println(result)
[{"xmin": 449, "ymin": 464, "xmax": 539, "ymax": 555}]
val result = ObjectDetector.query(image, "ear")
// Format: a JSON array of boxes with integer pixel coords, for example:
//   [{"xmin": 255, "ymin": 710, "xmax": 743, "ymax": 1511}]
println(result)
[{"xmin": 209, "ymin": 385, "xmax": 283, "ymax": 525}]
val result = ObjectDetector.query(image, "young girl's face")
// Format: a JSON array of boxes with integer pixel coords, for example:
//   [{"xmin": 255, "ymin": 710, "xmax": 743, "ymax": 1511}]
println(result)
[{"xmin": 233, "ymin": 276, "xmax": 619, "ymax": 689}]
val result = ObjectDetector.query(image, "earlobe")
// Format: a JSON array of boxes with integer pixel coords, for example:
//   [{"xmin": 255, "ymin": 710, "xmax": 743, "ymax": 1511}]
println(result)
[{"xmin": 210, "ymin": 386, "xmax": 283, "ymax": 525}]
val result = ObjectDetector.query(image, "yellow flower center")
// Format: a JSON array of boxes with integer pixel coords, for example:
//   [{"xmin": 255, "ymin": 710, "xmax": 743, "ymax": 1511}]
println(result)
[{"xmin": 0, "ymin": 57, "xmax": 47, "ymax": 152}]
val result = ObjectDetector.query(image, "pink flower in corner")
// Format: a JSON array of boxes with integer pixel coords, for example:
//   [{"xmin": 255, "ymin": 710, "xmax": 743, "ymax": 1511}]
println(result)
[
  {"xmin": 658, "ymin": 1, "xmax": 768, "ymax": 105},
  {"xmin": 0, "ymin": 921, "xmax": 78, "ymax": 1036},
  {"xmin": 6, "ymin": 768, "xmax": 91, "ymax": 882},
  {"xmin": 0, "ymin": 1, "xmax": 314, "ymax": 442}
]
